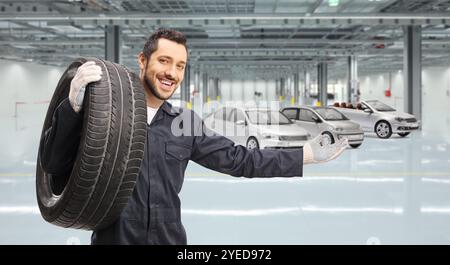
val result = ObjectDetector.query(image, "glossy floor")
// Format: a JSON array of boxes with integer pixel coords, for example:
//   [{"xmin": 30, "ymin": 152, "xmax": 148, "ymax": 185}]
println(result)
[{"xmin": 1, "ymin": 112, "xmax": 449, "ymax": 244}]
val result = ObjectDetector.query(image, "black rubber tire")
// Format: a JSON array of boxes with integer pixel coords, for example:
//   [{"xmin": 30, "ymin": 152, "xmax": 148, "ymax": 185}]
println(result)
[
  {"xmin": 374, "ymin": 120, "xmax": 392, "ymax": 139},
  {"xmin": 350, "ymin": 143, "xmax": 362, "ymax": 148},
  {"xmin": 321, "ymin": 131, "xmax": 335, "ymax": 145},
  {"xmin": 398, "ymin": 132, "xmax": 410, "ymax": 137},
  {"xmin": 246, "ymin": 137, "xmax": 260, "ymax": 150},
  {"xmin": 36, "ymin": 57, "xmax": 147, "ymax": 230}
]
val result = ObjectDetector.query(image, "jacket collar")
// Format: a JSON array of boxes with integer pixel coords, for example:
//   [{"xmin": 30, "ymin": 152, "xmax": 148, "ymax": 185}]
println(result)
[{"xmin": 160, "ymin": 101, "xmax": 182, "ymax": 117}]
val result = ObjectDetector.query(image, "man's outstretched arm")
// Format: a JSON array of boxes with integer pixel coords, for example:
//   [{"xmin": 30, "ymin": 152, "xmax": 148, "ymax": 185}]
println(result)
[{"xmin": 190, "ymin": 115, "xmax": 347, "ymax": 178}]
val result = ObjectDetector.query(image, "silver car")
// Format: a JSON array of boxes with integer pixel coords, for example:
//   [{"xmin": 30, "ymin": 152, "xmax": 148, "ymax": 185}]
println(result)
[
  {"xmin": 282, "ymin": 106, "xmax": 364, "ymax": 148},
  {"xmin": 332, "ymin": 100, "xmax": 420, "ymax": 139},
  {"xmin": 203, "ymin": 107, "xmax": 311, "ymax": 149}
]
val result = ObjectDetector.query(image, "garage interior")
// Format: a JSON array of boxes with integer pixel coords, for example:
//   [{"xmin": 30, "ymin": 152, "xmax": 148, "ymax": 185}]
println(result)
[{"xmin": 0, "ymin": 0, "xmax": 450, "ymax": 244}]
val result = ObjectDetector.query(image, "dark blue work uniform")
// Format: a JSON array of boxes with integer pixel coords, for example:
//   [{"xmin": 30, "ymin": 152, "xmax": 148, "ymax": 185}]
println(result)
[{"xmin": 40, "ymin": 98, "xmax": 303, "ymax": 245}]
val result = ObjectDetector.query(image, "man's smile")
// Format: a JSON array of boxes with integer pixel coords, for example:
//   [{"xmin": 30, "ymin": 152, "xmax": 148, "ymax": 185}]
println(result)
[{"xmin": 157, "ymin": 77, "xmax": 175, "ymax": 91}]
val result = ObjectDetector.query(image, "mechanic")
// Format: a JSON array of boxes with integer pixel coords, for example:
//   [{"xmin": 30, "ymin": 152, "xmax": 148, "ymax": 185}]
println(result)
[{"xmin": 39, "ymin": 28, "xmax": 348, "ymax": 245}]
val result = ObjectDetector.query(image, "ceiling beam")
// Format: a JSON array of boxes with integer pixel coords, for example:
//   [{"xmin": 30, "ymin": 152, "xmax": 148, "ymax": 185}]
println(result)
[{"xmin": 1, "ymin": 12, "xmax": 449, "ymax": 21}]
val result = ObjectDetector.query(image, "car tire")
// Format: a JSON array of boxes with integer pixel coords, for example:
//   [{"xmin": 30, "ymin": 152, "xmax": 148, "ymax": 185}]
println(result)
[
  {"xmin": 398, "ymin": 132, "xmax": 410, "ymax": 137},
  {"xmin": 321, "ymin": 131, "xmax": 335, "ymax": 145},
  {"xmin": 246, "ymin": 137, "xmax": 260, "ymax": 150},
  {"xmin": 36, "ymin": 57, "xmax": 147, "ymax": 230},
  {"xmin": 350, "ymin": 144, "xmax": 361, "ymax": 148},
  {"xmin": 374, "ymin": 121, "xmax": 392, "ymax": 139}
]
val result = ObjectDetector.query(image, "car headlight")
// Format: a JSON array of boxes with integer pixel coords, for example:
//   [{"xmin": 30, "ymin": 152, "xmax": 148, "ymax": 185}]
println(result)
[{"xmin": 395, "ymin": 117, "xmax": 405, "ymax": 122}]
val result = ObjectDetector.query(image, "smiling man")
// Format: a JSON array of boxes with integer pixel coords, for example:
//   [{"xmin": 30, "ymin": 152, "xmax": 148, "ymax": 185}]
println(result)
[{"xmin": 40, "ymin": 28, "xmax": 348, "ymax": 245}]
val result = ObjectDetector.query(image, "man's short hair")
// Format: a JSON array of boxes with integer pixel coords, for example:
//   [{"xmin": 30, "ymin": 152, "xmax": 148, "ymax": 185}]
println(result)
[{"xmin": 142, "ymin": 28, "xmax": 188, "ymax": 59}]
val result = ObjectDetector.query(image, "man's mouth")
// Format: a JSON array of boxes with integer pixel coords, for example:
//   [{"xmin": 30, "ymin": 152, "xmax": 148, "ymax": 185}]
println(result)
[{"xmin": 157, "ymin": 78, "xmax": 175, "ymax": 91}]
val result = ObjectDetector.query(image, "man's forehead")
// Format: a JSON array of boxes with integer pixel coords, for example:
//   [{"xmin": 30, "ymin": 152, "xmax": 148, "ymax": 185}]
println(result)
[{"xmin": 154, "ymin": 38, "xmax": 187, "ymax": 62}]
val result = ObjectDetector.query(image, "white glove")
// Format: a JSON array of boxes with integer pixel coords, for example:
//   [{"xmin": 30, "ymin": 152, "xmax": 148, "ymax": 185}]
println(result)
[
  {"xmin": 303, "ymin": 133, "xmax": 348, "ymax": 164},
  {"xmin": 69, "ymin": 61, "xmax": 102, "ymax": 113}
]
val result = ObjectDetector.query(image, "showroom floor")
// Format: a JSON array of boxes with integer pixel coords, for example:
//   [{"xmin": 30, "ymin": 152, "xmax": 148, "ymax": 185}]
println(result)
[{"xmin": 1, "ymin": 109, "xmax": 449, "ymax": 244}]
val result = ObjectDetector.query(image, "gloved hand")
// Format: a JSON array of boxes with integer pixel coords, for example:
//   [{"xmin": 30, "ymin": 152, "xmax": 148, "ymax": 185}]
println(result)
[
  {"xmin": 303, "ymin": 133, "xmax": 348, "ymax": 164},
  {"xmin": 69, "ymin": 61, "xmax": 102, "ymax": 113}
]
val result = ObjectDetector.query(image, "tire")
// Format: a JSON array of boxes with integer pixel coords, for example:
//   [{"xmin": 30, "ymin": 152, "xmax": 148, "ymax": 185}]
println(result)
[
  {"xmin": 398, "ymin": 132, "xmax": 410, "ymax": 137},
  {"xmin": 321, "ymin": 131, "xmax": 335, "ymax": 145},
  {"xmin": 36, "ymin": 57, "xmax": 147, "ymax": 230},
  {"xmin": 246, "ymin": 137, "xmax": 260, "ymax": 150},
  {"xmin": 375, "ymin": 121, "xmax": 392, "ymax": 139},
  {"xmin": 350, "ymin": 144, "xmax": 361, "ymax": 148}
]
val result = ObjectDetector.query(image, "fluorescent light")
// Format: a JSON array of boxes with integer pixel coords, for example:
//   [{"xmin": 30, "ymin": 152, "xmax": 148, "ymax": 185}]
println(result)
[{"xmin": 329, "ymin": 0, "xmax": 340, "ymax": 7}]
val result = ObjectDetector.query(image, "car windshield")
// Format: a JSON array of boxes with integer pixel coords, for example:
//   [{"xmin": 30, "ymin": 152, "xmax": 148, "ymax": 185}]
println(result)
[
  {"xmin": 365, "ymin": 100, "xmax": 396, "ymax": 112},
  {"xmin": 246, "ymin": 110, "xmax": 292, "ymax": 125},
  {"xmin": 314, "ymin": 108, "xmax": 349, "ymax": 121}
]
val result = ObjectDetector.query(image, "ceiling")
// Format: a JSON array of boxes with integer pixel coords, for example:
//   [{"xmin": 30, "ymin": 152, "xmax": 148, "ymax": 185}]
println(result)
[{"xmin": 0, "ymin": 0, "xmax": 449, "ymax": 80}]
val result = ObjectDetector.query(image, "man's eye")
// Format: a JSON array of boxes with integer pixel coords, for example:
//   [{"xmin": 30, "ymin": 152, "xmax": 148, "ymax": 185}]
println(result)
[
  {"xmin": 177, "ymin": 65, "xmax": 185, "ymax": 70},
  {"xmin": 159, "ymin": 59, "xmax": 168, "ymax": 63}
]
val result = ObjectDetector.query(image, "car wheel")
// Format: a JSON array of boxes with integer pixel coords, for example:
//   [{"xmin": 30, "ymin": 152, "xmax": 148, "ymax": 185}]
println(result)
[
  {"xmin": 36, "ymin": 57, "xmax": 147, "ymax": 230},
  {"xmin": 246, "ymin": 137, "xmax": 260, "ymax": 150},
  {"xmin": 375, "ymin": 121, "xmax": 392, "ymax": 139},
  {"xmin": 321, "ymin": 131, "xmax": 335, "ymax": 145},
  {"xmin": 398, "ymin": 132, "xmax": 410, "ymax": 137},
  {"xmin": 350, "ymin": 144, "xmax": 361, "ymax": 148}
]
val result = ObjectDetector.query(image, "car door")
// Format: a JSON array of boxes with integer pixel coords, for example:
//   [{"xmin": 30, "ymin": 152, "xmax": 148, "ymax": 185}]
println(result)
[
  {"xmin": 297, "ymin": 109, "xmax": 320, "ymax": 136},
  {"xmin": 224, "ymin": 108, "xmax": 237, "ymax": 142},
  {"xmin": 211, "ymin": 107, "xmax": 226, "ymax": 135},
  {"xmin": 356, "ymin": 102, "xmax": 375, "ymax": 131},
  {"xmin": 234, "ymin": 109, "xmax": 248, "ymax": 146}
]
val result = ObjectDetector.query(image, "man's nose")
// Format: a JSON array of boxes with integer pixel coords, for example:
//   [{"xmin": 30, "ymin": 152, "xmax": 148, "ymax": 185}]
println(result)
[{"xmin": 164, "ymin": 64, "xmax": 177, "ymax": 79}]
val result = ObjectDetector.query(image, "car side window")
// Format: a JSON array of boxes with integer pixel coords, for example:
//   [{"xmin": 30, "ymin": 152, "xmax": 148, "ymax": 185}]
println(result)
[
  {"xmin": 283, "ymin": 109, "xmax": 298, "ymax": 120},
  {"xmin": 236, "ymin": 110, "xmax": 246, "ymax": 123},
  {"xmin": 214, "ymin": 108, "xmax": 225, "ymax": 120},
  {"xmin": 299, "ymin": 109, "xmax": 316, "ymax": 122},
  {"xmin": 226, "ymin": 108, "xmax": 235, "ymax": 122}
]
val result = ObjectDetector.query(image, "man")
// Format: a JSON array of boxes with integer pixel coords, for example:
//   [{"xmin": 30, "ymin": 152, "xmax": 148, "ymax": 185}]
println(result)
[{"xmin": 40, "ymin": 28, "xmax": 348, "ymax": 245}]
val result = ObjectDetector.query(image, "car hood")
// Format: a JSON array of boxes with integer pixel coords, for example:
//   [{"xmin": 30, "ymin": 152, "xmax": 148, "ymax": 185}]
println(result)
[
  {"xmin": 258, "ymin": 124, "xmax": 309, "ymax": 136},
  {"xmin": 378, "ymin": 111, "xmax": 416, "ymax": 119},
  {"xmin": 326, "ymin": 120, "xmax": 361, "ymax": 130}
]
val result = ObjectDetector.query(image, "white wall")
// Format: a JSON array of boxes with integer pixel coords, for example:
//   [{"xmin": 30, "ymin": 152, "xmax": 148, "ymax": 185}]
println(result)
[
  {"xmin": 359, "ymin": 71, "xmax": 405, "ymax": 111},
  {"xmin": 0, "ymin": 59, "xmax": 65, "ymax": 118},
  {"xmin": 422, "ymin": 66, "xmax": 450, "ymax": 136},
  {"xmin": 220, "ymin": 78, "xmax": 277, "ymax": 106}
]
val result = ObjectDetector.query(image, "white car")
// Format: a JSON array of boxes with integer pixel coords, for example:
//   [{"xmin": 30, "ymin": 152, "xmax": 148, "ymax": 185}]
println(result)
[
  {"xmin": 203, "ymin": 107, "xmax": 311, "ymax": 149},
  {"xmin": 282, "ymin": 106, "xmax": 364, "ymax": 148},
  {"xmin": 332, "ymin": 100, "xmax": 420, "ymax": 139}
]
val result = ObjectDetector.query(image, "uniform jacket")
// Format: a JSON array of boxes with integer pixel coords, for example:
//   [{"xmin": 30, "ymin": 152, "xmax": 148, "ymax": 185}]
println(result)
[{"xmin": 40, "ymin": 98, "xmax": 303, "ymax": 245}]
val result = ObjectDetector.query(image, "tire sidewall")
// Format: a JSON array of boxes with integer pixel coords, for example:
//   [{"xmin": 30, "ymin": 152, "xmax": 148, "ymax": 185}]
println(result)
[
  {"xmin": 246, "ymin": 137, "xmax": 260, "ymax": 150},
  {"xmin": 375, "ymin": 121, "xmax": 392, "ymax": 139}
]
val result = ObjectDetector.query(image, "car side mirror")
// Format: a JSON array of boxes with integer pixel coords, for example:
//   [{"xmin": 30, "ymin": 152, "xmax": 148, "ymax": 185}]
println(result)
[
  {"xmin": 363, "ymin": 108, "xmax": 372, "ymax": 113},
  {"xmin": 236, "ymin": 120, "xmax": 246, "ymax": 126}
]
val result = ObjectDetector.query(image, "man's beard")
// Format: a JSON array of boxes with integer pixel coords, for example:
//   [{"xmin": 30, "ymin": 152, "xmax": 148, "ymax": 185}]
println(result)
[{"xmin": 143, "ymin": 65, "xmax": 176, "ymax": 101}]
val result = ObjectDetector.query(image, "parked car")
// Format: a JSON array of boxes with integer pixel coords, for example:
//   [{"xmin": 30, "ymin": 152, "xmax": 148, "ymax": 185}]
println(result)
[
  {"xmin": 203, "ymin": 107, "xmax": 311, "ymax": 149},
  {"xmin": 331, "ymin": 100, "xmax": 420, "ymax": 139},
  {"xmin": 282, "ymin": 106, "xmax": 364, "ymax": 148}
]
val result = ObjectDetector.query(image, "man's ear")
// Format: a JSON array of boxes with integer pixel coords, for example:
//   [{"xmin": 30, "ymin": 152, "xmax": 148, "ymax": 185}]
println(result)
[{"xmin": 138, "ymin": 52, "xmax": 146, "ymax": 71}]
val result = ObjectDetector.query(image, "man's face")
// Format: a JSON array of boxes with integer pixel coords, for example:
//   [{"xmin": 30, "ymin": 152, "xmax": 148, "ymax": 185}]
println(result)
[{"xmin": 139, "ymin": 38, "xmax": 187, "ymax": 101}]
